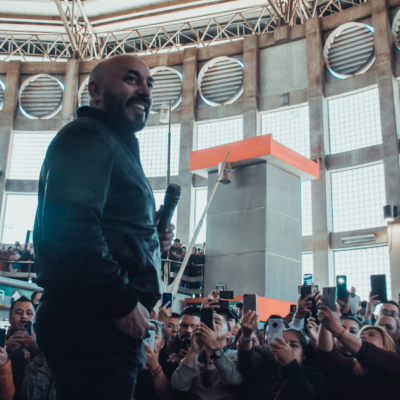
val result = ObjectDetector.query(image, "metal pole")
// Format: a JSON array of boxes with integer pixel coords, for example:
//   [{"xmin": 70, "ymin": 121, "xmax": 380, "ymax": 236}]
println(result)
[{"xmin": 166, "ymin": 99, "xmax": 172, "ymax": 187}]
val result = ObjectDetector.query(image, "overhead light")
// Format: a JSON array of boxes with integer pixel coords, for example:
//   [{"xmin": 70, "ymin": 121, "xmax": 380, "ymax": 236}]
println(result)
[
  {"xmin": 341, "ymin": 234, "xmax": 375, "ymax": 244},
  {"xmin": 383, "ymin": 205, "xmax": 396, "ymax": 222}
]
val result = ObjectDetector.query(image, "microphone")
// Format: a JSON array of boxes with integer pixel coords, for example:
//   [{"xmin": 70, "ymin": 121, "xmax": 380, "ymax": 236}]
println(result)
[{"xmin": 157, "ymin": 184, "xmax": 181, "ymax": 231}]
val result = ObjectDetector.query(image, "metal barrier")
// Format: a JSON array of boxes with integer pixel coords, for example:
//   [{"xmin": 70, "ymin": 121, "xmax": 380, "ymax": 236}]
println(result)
[{"xmin": 0, "ymin": 261, "xmax": 36, "ymax": 282}]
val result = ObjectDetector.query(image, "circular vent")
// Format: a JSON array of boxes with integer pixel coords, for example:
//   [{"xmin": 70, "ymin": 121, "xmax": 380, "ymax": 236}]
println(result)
[
  {"xmin": 150, "ymin": 66, "xmax": 182, "ymax": 114},
  {"xmin": 392, "ymin": 10, "xmax": 400, "ymax": 50},
  {"xmin": 324, "ymin": 22, "xmax": 375, "ymax": 79},
  {"xmin": 78, "ymin": 77, "xmax": 90, "ymax": 107},
  {"xmin": 197, "ymin": 57, "xmax": 243, "ymax": 106},
  {"xmin": 0, "ymin": 79, "xmax": 5, "ymax": 112},
  {"xmin": 19, "ymin": 74, "xmax": 64, "ymax": 119}
]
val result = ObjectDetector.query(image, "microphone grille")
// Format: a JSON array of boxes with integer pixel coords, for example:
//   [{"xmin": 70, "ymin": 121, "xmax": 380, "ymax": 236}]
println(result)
[{"xmin": 165, "ymin": 184, "xmax": 182, "ymax": 198}]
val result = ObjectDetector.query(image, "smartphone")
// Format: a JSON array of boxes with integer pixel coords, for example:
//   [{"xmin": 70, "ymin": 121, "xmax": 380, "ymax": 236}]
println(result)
[
  {"xmin": 336, "ymin": 275, "xmax": 348, "ymax": 298},
  {"xmin": 181, "ymin": 337, "xmax": 191, "ymax": 351},
  {"xmin": 243, "ymin": 294, "xmax": 257, "ymax": 314},
  {"xmin": 215, "ymin": 300, "xmax": 230, "ymax": 309},
  {"xmin": 162, "ymin": 292, "xmax": 173, "ymax": 308},
  {"xmin": 303, "ymin": 274, "xmax": 313, "ymax": 286},
  {"xmin": 143, "ymin": 330, "xmax": 156, "ymax": 352},
  {"xmin": 322, "ymin": 287, "xmax": 337, "ymax": 312},
  {"xmin": 219, "ymin": 291, "xmax": 234, "ymax": 299},
  {"xmin": 301, "ymin": 286, "xmax": 312, "ymax": 299},
  {"xmin": 0, "ymin": 329, "xmax": 5, "ymax": 348},
  {"xmin": 267, "ymin": 318, "xmax": 283, "ymax": 349},
  {"xmin": 371, "ymin": 274, "xmax": 387, "ymax": 303},
  {"xmin": 18, "ymin": 320, "xmax": 32, "ymax": 336},
  {"xmin": 201, "ymin": 307, "xmax": 214, "ymax": 330},
  {"xmin": 290, "ymin": 304, "xmax": 297, "ymax": 313}
]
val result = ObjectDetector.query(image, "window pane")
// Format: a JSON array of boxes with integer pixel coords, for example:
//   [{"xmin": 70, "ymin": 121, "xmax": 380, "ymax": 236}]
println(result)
[
  {"xmin": 2, "ymin": 194, "xmax": 37, "ymax": 243},
  {"xmin": 195, "ymin": 189, "xmax": 207, "ymax": 244},
  {"xmin": 261, "ymin": 106, "xmax": 310, "ymax": 158},
  {"xmin": 136, "ymin": 125, "xmax": 180, "ymax": 177},
  {"xmin": 302, "ymin": 253, "xmax": 313, "ymax": 276},
  {"xmin": 328, "ymin": 89, "xmax": 382, "ymax": 154},
  {"xmin": 334, "ymin": 246, "xmax": 391, "ymax": 302},
  {"xmin": 331, "ymin": 164, "xmax": 386, "ymax": 232},
  {"xmin": 301, "ymin": 181, "xmax": 312, "ymax": 236},
  {"xmin": 9, "ymin": 132, "xmax": 56, "ymax": 180},
  {"xmin": 153, "ymin": 191, "xmax": 177, "ymax": 234},
  {"xmin": 197, "ymin": 118, "xmax": 243, "ymax": 150}
]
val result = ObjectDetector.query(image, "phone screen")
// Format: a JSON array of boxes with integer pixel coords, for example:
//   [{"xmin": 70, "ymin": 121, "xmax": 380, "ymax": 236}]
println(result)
[
  {"xmin": 336, "ymin": 275, "xmax": 348, "ymax": 298},
  {"xmin": 143, "ymin": 330, "xmax": 156, "ymax": 352},
  {"xmin": 0, "ymin": 329, "xmax": 5, "ymax": 348},
  {"xmin": 290, "ymin": 304, "xmax": 297, "ymax": 313},
  {"xmin": 303, "ymin": 274, "xmax": 313, "ymax": 286},
  {"xmin": 243, "ymin": 294, "xmax": 257, "ymax": 314},
  {"xmin": 162, "ymin": 292, "xmax": 173, "ymax": 308},
  {"xmin": 371, "ymin": 274, "xmax": 387, "ymax": 303}
]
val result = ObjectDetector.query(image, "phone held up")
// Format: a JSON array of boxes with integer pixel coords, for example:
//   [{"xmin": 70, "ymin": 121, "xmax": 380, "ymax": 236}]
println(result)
[
  {"xmin": 301, "ymin": 286, "xmax": 312, "ymax": 299},
  {"xmin": 336, "ymin": 275, "xmax": 348, "ymax": 298},
  {"xmin": 321, "ymin": 287, "xmax": 337, "ymax": 312},
  {"xmin": 219, "ymin": 291, "xmax": 234, "ymax": 300},
  {"xmin": 243, "ymin": 294, "xmax": 257, "ymax": 314},
  {"xmin": 19, "ymin": 321, "xmax": 32, "ymax": 336},
  {"xmin": 303, "ymin": 274, "xmax": 313, "ymax": 287},
  {"xmin": 143, "ymin": 329, "xmax": 156, "ymax": 352},
  {"xmin": 267, "ymin": 319, "xmax": 283, "ymax": 349},
  {"xmin": 162, "ymin": 292, "xmax": 173, "ymax": 308},
  {"xmin": 0, "ymin": 329, "xmax": 5, "ymax": 348},
  {"xmin": 200, "ymin": 308, "xmax": 214, "ymax": 330},
  {"xmin": 290, "ymin": 304, "xmax": 297, "ymax": 313},
  {"xmin": 371, "ymin": 274, "xmax": 387, "ymax": 303}
]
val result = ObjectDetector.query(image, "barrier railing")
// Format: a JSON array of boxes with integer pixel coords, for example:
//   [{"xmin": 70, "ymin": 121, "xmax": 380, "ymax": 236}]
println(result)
[{"xmin": 0, "ymin": 261, "xmax": 36, "ymax": 282}]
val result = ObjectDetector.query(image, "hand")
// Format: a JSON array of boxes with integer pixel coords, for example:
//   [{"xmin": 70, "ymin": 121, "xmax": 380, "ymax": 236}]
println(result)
[
  {"xmin": 158, "ymin": 302, "xmax": 172, "ymax": 324},
  {"xmin": 295, "ymin": 295, "xmax": 312, "ymax": 319},
  {"xmin": 145, "ymin": 344, "xmax": 160, "ymax": 370},
  {"xmin": 113, "ymin": 302, "xmax": 152, "ymax": 339},
  {"xmin": 307, "ymin": 317, "xmax": 319, "ymax": 347},
  {"xmin": 158, "ymin": 213, "xmax": 175, "ymax": 253},
  {"xmin": 283, "ymin": 312, "xmax": 294, "ymax": 326},
  {"xmin": 193, "ymin": 323, "xmax": 218, "ymax": 351},
  {"xmin": 188, "ymin": 332, "xmax": 202, "ymax": 354},
  {"xmin": 337, "ymin": 294, "xmax": 350, "ymax": 312},
  {"xmin": 0, "ymin": 347, "xmax": 8, "ymax": 367},
  {"xmin": 171, "ymin": 251, "xmax": 177, "ymax": 257},
  {"xmin": 241, "ymin": 310, "xmax": 259, "ymax": 338},
  {"xmin": 201, "ymin": 297, "xmax": 219, "ymax": 309},
  {"xmin": 150, "ymin": 309, "xmax": 158, "ymax": 320},
  {"xmin": 365, "ymin": 293, "xmax": 380, "ymax": 320},
  {"xmin": 207, "ymin": 290, "xmax": 221, "ymax": 301},
  {"xmin": 269, "ymin": 337, "xmax": 295, "ymax": 367},
  {"xmin": 5, "ymin": 331, "xmax": 25, "ymax": 354},
  {"xmin": 318, "ymin": 304, "xmax": 342, "ymax": 335},
  {"xmin": 167, "ymin": 353, "xmax": 181, "ymax": 363},
  {"xmin": 22, "ymin": 334, "xmax": 40, "ymax": 357}
]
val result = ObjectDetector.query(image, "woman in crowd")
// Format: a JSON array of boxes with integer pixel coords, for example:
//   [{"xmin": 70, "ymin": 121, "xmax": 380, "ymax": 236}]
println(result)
[
  {"xmin": 237, "ymin": 311, "xmax": 326, "ymax": 400},
  {"xmin": 317, "ymin": 303, "xmax": 400, "ymax": 400}
]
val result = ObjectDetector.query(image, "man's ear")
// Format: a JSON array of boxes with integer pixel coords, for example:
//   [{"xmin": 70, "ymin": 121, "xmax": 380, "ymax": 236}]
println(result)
[{"xmin": 88, "ymin": 80, "xmax": 101, "ymax": 103}]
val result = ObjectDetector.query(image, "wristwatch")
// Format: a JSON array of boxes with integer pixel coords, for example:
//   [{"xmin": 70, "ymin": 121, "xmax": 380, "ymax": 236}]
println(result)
[
  {"xmin": 241, "ymin": 336, "xmax": 253, "ymax": 343},
  {"xmin": 210, "ymin": 348, "xmax": 224, "ymax": 360}
]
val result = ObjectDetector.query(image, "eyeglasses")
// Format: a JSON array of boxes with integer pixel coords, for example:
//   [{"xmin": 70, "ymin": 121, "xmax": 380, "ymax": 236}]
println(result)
[
  {"xmin": 380, "ymin": 309, "xmax": 399, "ymax": 319},
  {"xmin": 200, "ymin": 365, "xmax": 212, "ymax": 388}
]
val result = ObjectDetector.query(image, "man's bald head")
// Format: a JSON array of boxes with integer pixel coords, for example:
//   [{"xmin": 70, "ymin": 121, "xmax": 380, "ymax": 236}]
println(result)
[{"xmin": 87, "ymin": 54, "xmax": 154, "ymax": 132}]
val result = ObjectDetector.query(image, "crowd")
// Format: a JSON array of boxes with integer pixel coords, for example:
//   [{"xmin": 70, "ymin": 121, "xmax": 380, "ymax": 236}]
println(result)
[
  {"xmin": 1, "ymin": 281, "xmax": 399, "ymax": 400},
  {"xmin": 0, "ymin": 243, "xmax": 34, "ymax": 272},
  {"xmin": 164, "ymin": 238, "xmax": 206, "ymax": 266}
]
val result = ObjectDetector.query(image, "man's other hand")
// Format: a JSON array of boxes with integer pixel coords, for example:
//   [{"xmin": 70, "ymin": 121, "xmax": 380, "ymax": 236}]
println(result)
[
  {"xmin": 159, "ymin": 224, "xmax": 175, "ymax": 252},
  {"xmin": 113, "ymin": 302, "xmax": 152, "ymax": 339}
]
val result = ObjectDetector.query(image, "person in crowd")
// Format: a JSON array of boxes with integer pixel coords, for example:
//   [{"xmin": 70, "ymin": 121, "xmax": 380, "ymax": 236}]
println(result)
[
  {"xmin": 349, "ymin": 286, "xmax": 361, "ymax": 314},
  {"xmin": 334, "ymin": 317, "xmax": 362, "ymax": 356},
  {"xmin": 182, "ymin": 246, "xmax": 187, "ymax": 259},
  {"xmin": 236, "ymin": 301, "xmax": 243, "ymax": 321},
  {"xmin": 164, "ymin": 313, "xmax": 180, "ymax": 342},
  {"xmin": 30, "ymin": 292, "xmax": 42, "ymax": 307},
  {"xmin": 169, "ymin": 239, "xmax": 183, "ymax": 262},
  {"xmin": 238, "ymin": 310, "xmax": 326, "ymax": 400},
  {"xmin": 380, "ymin": 300, "xmax": 400, "ymax": 325},
  {"xmin": 288, "ymin": 291, "xmax": 313, "ymax": 330},
  {"xmin": 0, "ymin": 245, "xmax": 9, "ymax": 272},
  {"xmin": 188, "ymin": 248, "xmax": 197, "ymax": 267},
  {"xmin": 171, "ymin": 313, "xmax": 243, "ymax": 399},
  {"xmin": 355, "ymin": 300, "xmax": 367, "ymax": 322},
  {"xmin": 134, "ymin": 321, "xmax": 174, "ymax": 400},
  {"xmin": 4, "ymin": 297, "xmax": 40, "ymax": 394},
  {"xmin": 9, "ymin": 249, "xmax": 21, "ymax": 271},
  {"xmin": 317, "ymin": 302, "xmax": 400, "ymax": 399},
  {"xmin": 376, "ymin": 315, "xmax": 399, "ymax": 351},
  {"xmin": 194, "ymin": 248, "xmax": 205, "ymax": 265},
  {"xmin": 0, "ymin": 346, "xmax": 15, "ymax": 400}
]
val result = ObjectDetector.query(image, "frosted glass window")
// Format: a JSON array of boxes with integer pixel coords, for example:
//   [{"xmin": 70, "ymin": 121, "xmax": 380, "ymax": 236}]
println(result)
[
  {"xmin": 334, "ymin": 246, "xmax": 391, "ymax": 302},
  {"xmin": 261, "ymin": 106, "xmax": 310, "ymax": 158},
  {"xmin": 2, "ymin": 194, "xmax": 37, "ymax": 243},
  {"xmin": 331, "ymin": 164, "xmax": 386, "ymax": 232},
  {"xmin": 197, "ymin": 118, "xmax": 243, "ymax": 150},
  {"xmin": 153, "ymin": 191, "xmax": 177, "ymax": 234},
  {"xmin": 328, "ymin": 89, "xmax": 382, "ymax": 154},
  {"xmin": 302, "ymin": 253, "xmax": 313, "ymax": 276},
  {"xmin": 136, "ymin": 125, "xmax": 180, "ymax": 177},
  {"xmin": 301, "ymin": 181, "xmax": 312, "ymax": 236},
  {"xmin": 9, "ymin": 132, "xmax": 56, "ymax": 180},
  {"xmin": 194, "ymin": 188, "xmax": 208, "ymax": 244}
]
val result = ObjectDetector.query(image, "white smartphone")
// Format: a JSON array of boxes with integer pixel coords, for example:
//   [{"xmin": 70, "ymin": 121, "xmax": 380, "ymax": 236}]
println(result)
[
  {"xmin": 243, "ymin": 294, "xmax": 257, "ymax": 314},
  {"xmin": 267, "ymin": 318, "xmax": 283, "ymax": 349},
  {"xmin": 143, "ymin": 330, "xmax": 156, "ymax": 352}
]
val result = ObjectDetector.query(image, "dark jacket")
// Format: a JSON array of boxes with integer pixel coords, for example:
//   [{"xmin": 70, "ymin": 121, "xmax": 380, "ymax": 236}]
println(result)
[
  {"xmin": 34, "ymin": 107, "xmax": 161, "ymax": 317},
  {"xmin": 238, "ymin": 345, "xmax": 325, "ymax": 400},
  {"xmin": 317, "ymin": 341, "xmax": 400, "ymax": 400}
]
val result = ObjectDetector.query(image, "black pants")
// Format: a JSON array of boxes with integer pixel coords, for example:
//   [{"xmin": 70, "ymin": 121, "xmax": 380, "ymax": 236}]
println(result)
[{"xmin": 35, "ymin": 300, "xmax": 145, "ymax": 400}]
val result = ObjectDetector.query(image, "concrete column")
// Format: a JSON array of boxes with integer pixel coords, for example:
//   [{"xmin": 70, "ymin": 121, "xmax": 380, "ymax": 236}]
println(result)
[
  {"xmin": 60, "ymin": 59, "xmax": 80, "ymax": 127},
  {"xmin": 0, "ymin": 61, "xmax": 22, "ymax": 234},
  {"xmin": 371, "ymin": 0, "xmax": 400, "ymax": 298},
  {"xmin": 242, "ymin": 35, "xmax": 260, "ymax": 139},
  {"xmin": 306, "ymin": 17, "xmax": 334, "ymax": 288},
  {"xmin": 176, "ymin": 47, "xmax": 198, "ymax": 245}
]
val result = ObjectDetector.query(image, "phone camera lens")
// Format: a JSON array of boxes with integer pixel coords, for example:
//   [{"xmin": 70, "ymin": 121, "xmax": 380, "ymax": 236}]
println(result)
[{"xmin": 272, "ymin": 322, "xmax": 278, "ymax": 328}]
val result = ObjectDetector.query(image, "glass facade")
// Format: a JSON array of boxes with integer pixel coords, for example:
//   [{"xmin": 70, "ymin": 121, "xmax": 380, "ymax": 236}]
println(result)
[{"xmin": 197, "ymin": 118, "xmax": 243, "ymax": 150}]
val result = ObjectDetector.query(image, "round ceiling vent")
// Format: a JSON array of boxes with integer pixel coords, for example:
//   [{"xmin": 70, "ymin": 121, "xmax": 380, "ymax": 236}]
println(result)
[
  {"xmin": 150, "ymin": 66, "xmax": 182, "ymax": 114},
  {"xmin": 0, "ymin": 79, "xmax": 5, "ymax": 112},
  {"xmin": 19, "ymin": 74, "xmax": 64, "ymax": 119},
  {"xmin": 324, "ymin": 22, "xmax": 375, "ymax": 79},
  {"xmin": 197, "ymin": 57, "xmax": 243, "ymax": 106},
  {"xmin": 78, "ymin": 77, "xmax": 90, "ymax": 107},
  {"xmin": 392, "ymin": 9, "xmax": 400, "ymax": 50}
]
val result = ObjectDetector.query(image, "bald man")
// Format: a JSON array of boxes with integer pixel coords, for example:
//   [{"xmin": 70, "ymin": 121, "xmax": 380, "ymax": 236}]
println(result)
[{"xmin": 34, "ymin": 55, "xmax": 174, "ymax": 400}]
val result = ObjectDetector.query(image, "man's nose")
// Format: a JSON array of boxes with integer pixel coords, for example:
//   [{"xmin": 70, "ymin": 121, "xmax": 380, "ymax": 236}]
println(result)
[{"xmin": 136, "ymin": 80, "xmax": 152, "ymax": 99}]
